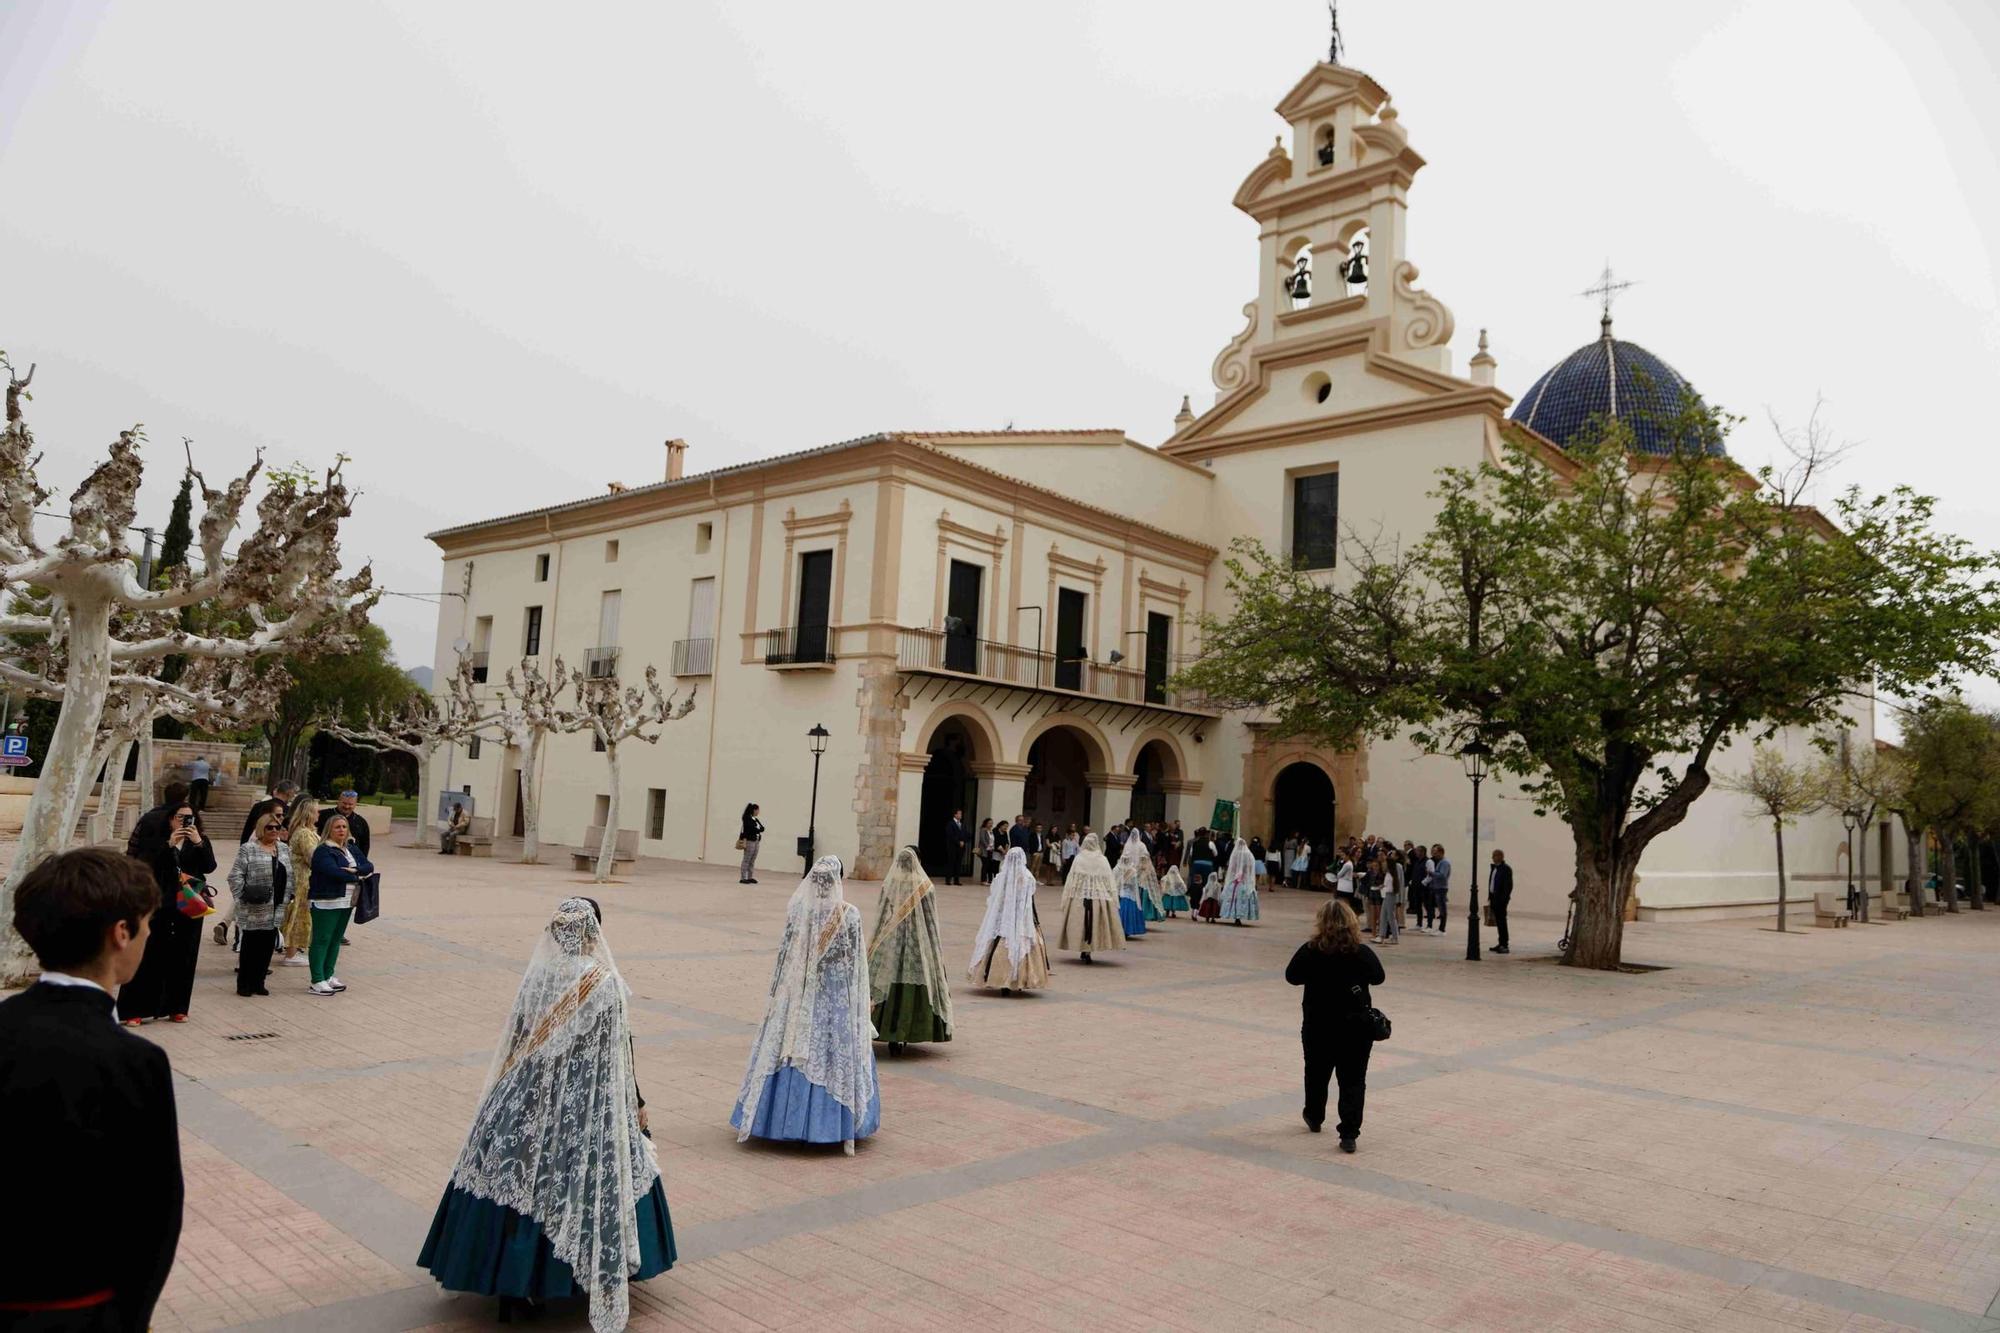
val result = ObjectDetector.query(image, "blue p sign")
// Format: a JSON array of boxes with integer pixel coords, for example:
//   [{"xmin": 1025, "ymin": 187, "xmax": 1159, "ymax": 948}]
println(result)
[{"xmin": 0, "ymin": 734, "xmax": 28, "ymax": 765}]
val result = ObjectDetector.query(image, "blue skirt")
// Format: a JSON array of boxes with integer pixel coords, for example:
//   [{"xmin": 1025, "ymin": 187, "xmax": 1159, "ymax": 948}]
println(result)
[
  {"xmin": 1118, "ymin": 896, "xmax": 1147, "ymax": 937},
  {"xmin": 417, "ymin": 1178, "xmax": 675, "ymax": 1300},
  {"xmin": 731, "ymin": 1064, "xmax": 880, "ymax": 1143}
]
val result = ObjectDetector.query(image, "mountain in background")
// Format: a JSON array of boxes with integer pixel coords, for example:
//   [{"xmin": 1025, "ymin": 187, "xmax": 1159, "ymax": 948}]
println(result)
[{"xmin": 406, "ymin": 664, "xmax": 434, "ymax": 691}]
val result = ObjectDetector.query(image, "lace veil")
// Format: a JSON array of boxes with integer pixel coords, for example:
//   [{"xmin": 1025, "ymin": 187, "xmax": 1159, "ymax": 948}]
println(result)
[
  {"xmin": 1224, "ymin": 842, "xmax": 1258, "ymax": 891},
  {"xmin": 449, "ymin": 898, "xmax": 657, "ymax": 1333},
  {"xmin": 732, "ymin": 855, "xmax": 876, "ymax": 1141},
  {"xmin": 1113, "ymin": 833, "xmax": 1160, "ymax": 904},
  {"xmin": 968, "ymin": 847, "xmax": 1038, "ymax": 976},
  {"xmin": 1161, "ymin": 865, "xmax": 1189, "ymax": 898},
  {"xmin": 1062, "ymin": 833, "xmax": 1118, "ymax": 905},
  {"xmin": 868, "ymin": 847, "xmax": 954, "ymax": 1023}
]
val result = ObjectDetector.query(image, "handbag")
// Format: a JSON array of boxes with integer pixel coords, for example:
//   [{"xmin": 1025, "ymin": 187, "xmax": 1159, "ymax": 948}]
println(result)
[
  {"xmin": 1351, "ymin": 984, "xmax": 1391, "ymax": 1042},
  {"xmin": 734, "ymin": 837, "xmax": 747, "ymax": 850},
  {"xmin": 353, "ymin": 872, "xmax": 381, "ymax": 925},
  {"xmin": 175, "ymin": 874, "xmax": 216, "ymax": 919}
]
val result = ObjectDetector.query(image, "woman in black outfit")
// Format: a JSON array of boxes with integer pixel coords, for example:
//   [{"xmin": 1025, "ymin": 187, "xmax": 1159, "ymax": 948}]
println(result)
[
  {"xmin": 738, "ymin": 804, "xmax": 764, "ymax": 884},
  {"xmin": 120, "ymin": 799, "xmax": 218, "ymax": 1024},
  {"xmin": 1284, "ymin": 899, "xmax": 1384, "ymax": 1151}
]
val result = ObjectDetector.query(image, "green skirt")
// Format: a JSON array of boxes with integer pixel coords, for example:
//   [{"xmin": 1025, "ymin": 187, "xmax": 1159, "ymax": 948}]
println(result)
[{"xmin": 871, "ymin": 981, "xmax": 952, "ymax": 1044}]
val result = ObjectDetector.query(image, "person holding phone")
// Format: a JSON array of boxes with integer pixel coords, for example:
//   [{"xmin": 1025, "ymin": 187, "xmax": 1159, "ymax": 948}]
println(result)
[{"xmin": 119, "ymin": 790, "xmax": 217, "ymax": 1024}]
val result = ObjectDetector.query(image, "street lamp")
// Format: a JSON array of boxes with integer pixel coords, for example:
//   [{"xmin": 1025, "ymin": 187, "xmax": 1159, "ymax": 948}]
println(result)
[
  {"xmin": 803, "ymin": 723, "xmax": 830, "ymax": 871},
  {"xmin": 1460, "ymin": 739, "xmax": 1491, "ymax": 962},
  {"xmin": 1842, "ymin": 806, "xmax": 1861, "ymax": 920}
]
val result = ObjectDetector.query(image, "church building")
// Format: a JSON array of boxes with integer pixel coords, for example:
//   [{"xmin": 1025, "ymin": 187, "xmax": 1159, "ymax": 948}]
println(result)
[{"xmin": 428, "ymin": 56, "xmax": 1901, "ymax": 918}]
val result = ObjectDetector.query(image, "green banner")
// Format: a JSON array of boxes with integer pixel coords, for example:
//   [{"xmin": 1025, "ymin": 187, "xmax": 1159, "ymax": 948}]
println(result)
[{"xmin": 1209, "ymin": 799, "xmax": 1239, "ymax": 836}]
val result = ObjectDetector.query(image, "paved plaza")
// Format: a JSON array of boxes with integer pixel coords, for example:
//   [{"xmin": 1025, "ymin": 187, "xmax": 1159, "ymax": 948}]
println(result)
[{"xmin": 52, "ymin": 831, "xmax": 2000, "ymax": 1332}]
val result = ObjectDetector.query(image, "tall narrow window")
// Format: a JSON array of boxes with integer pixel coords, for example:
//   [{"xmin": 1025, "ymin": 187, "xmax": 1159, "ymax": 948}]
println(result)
[
  {"xmin": 677, "ymin": 577, "xmax": 716, "ymax": 675},
  {"xmin": 523, "ymin": 605, "xmax": 543, "ymax": 657},
  {"xmin": 471, "ymin": 616, "xmax": 493, "ymax": 682},
  {"xmin": 1144, "ymin": 612, "xmax": 1171, "ymax": 704},
  {"xmin": 592, "ymin": 590, "xmax": 621, "ymax": 677},
  {"xmin": 534, "ymin": 552, "xmax": 550, "ymax": 582},
  {"xmin": 1291, "ymin": 472, "xmax": 1339, "ymax": 570},
  {"xmin": 945, "ymin": 559, "xmax": 982, "ymax": 673},
  {"xmin": 1054, "ymin": 587, "xmax": 1087, "ymax": 691},
  {"xmin": 467, "ymin": 735, "xmax": 482, "ymax": 760},
  {"xmin": 795, "ymin": 550, "xmax": 833, "ymax": 662},
  {"xmin": 647, "ymin": 788, "xmax": 666, "ymax": 840}
]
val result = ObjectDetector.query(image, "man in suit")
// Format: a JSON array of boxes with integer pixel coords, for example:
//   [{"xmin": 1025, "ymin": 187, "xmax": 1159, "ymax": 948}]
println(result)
[
  {"xmin": 944, "ymin": 809, "xmax": 968, "ymax": 885},
  {"xmin": 238, "ymin": 779, "xmax": 299, "ymax": 846},
  {"xmin": 1, "ymin": 847, "xmax": 184, "ymax": 1330},
  {"xmin": 1007, "ymin": 813, "xmax": 1036, "ymax": 856},
  {"xmin": 316, "ymin": 790, "xmax": 371, "ymax": 859},
  {"xmin": 1487, "ymin": 849, "xmax": 1513, "ymax": 953}
]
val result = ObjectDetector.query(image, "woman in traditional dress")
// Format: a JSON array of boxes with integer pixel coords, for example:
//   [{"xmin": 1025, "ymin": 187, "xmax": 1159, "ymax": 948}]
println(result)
[
  {"xmin": 730, "ymin": 856, "xmax": 879, "ymax": 1154},
  {"xmin": 868, "ymin": 846, "xmax": 953, "ymax": 1053},
  {"xmin": 1218, "ymin": 841, "xmax": 1262, "ymax": 926},
  {"xmin": 1111, "ymin": 833, "xmax": 1156, "ymax": 935},
  {"xmin": 1196, "ymin": 854, "xmax": 1224, "ymax": 922},
  {"xmin": 1057, "ymin": 833, "xmax": 1125, "ymax": 963},
  {"xmin": 420, "ymin": 897, "xmax": 674, "ymax": 1331},
  {"xmin": 1159, "ymin": 864, "xmax": 1192, "ymax": 918},
  {"xmin": 968, "ymin": 847, "xmax": 1050, "ymax": 994}
]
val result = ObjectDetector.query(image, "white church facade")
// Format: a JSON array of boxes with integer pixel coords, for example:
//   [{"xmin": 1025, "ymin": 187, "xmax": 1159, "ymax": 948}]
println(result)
[{"xmin": 427, "ymin": 59, "xmax": 1904, "ymax": 919}]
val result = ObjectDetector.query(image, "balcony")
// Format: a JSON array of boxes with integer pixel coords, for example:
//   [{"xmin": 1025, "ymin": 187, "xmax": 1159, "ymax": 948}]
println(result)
[
  {"xmin": 671, "ymin": 637, "xmax": 715, "ymax": 677},
  {"xmin": 468, "ymin": 651, "xmax": 490, "ymax": 684},
  {"xmin": 584, "ymin": 646, "xmax": 620, "ymax": 679},
  {"xmin": 896, "ymin": 627, "xmax": 1216, "ymax": 716},
  {"xmin": 763, "ymin": 626, "xmax": 835, "ymax": 668}
]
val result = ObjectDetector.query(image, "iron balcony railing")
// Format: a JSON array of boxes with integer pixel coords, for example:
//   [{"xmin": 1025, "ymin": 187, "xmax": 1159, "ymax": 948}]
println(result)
[
  {"xmin": 671, "ymin": 637, "xmax": 715, "ymax": 676},
  {"xmin": 764, "ymin": 626, "xmax": 835, "ymax": 666},
  {"xmin": 897, "ymin": 627, "xmax": 1214, "ymax": 712},
  {"xmin": 468, "ymin": 651, "xmax": 490, "ymax": 684},
  {"xmin": 584, "ymin": 646, "xmax": 620, "ymax": 679}
]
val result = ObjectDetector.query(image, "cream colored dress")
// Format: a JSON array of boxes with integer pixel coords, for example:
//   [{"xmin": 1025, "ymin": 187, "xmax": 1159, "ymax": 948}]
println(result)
[{"xmin": 281, "ymin": 826, "xmax": 321, "ymax": 949}]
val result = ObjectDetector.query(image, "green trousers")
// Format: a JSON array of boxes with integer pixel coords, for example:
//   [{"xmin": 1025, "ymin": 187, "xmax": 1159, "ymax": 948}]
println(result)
[{"xmin": 309, "ymin": 906, "xmax": 351, "ymax": 984}]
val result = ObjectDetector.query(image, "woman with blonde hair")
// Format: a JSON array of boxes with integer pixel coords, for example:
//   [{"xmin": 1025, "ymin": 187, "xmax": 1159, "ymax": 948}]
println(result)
[
  {"xmin": 1284, "ymin": 900, "xmax": 1384, "ymax": 1152},
  {"xmin": 279, "ymin": 798, "xmax": 321, "ymax": 967}
]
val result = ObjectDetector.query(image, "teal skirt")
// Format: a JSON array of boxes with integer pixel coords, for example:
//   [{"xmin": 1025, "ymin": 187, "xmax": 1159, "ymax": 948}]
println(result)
[{"xmin": 418, "ymin": 1178, "xmax": 675, "ymax": 1299}]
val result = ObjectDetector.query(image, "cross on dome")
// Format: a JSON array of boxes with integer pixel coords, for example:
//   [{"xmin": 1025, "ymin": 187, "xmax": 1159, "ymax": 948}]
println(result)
[{"xmin": 1582, "ymin": 262, "xmax": 1635, "ymax": 336}]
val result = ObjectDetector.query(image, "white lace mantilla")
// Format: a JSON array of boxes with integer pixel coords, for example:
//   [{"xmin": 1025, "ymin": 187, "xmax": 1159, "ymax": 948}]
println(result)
[
  {"xmin": 1061, "ymin": 834, "xmax": 1119, "ymax": 906},
  {"xmin": 968, "ymin": 847, "xmax": 1040, "ymax": 977}
]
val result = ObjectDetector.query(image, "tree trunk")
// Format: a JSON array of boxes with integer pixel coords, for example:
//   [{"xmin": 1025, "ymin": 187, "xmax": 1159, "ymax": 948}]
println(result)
[
  {"xmin": 595, "ymin": 740, "xmax": 621, "ymax": 883},
  {"xmin": 1940, "ymin": 835, "xmax": 1961, "ymax": 913},
  {"xmin": 1965, "ymin": 837, "xmax": 1984, "ymax": 910},
  {"xmin": 519, "ymin": 731, "xmax": 543, "ymax": 865},
  {"xmin": 1772, "ymin": 819, "xmax": 1788, "ymax": 933},
  {"xmin": 137, "ymin": 727, "xmax": 156, "ymax": 810},
  {"xmin": 410, "ymin": 744, "xmax": 437, "ymax": 848},
  {"xmin": 1, "ymin": 596, "xmax": 113, "ymax": 984},
  {"xmin": 1855, "ymin": 820, "xmax": 1870, "ymax": 923},
  {"xmin": 91, "ymin": 737, "xmax": 135, "ymax": 845},
  {"xmin": 1902, "ymin": 817, "xmax": 1925, "ymax": 917},
  {"xmin": 1562, "ymin": 824, "xmax": 1633, "ymax": 969}
]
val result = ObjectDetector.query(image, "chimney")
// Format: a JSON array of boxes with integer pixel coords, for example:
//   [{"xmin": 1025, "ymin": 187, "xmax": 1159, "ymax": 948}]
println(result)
[
  {"xmin": 664, "ymin": 438, "xmax": 688, "ymax": 482},
  {"xmin": 1469, "ymin": 329, "xmax": 1498, "ymax": 387}
]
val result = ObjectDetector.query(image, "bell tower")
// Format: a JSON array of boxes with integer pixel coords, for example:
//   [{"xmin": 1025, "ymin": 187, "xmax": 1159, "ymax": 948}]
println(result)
[{"xmin": 1208, "ymin": 62, "xmax": 1456, "ymax": 399}]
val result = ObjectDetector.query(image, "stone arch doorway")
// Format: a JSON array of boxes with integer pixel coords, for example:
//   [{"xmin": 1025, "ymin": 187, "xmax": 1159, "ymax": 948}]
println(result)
[
  {"xmin": 1131, "ymin": 740, "xmax": 1174, "ymax": 826},
  {"xmin": 1272, "ymin": 761, "xmax": 1336, "ymax": 853},
  {"xmin": 1025, "ymin": 726, "xmax": 1093, "ymax": 831},
  {"xmin": 917, "ymin": 718, "xmax": 981, "ymax": 876}
]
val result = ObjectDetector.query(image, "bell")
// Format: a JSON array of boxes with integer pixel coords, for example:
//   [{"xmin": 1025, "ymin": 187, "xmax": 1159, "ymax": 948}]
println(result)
[
  {"xmin": 1288, "ymin": 271, "xmax": 1312, "ymax": 300},
  {"xmin": 1317, "ymin": 143, "xmax": 1336, "ymax": 167},
  {"xmin": 1342, "ymin": 253, "xmax": 1369, "ymax": 285}
]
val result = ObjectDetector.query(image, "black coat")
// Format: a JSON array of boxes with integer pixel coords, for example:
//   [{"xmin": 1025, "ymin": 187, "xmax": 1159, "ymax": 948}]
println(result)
[
  {"xmin": 946, "ymin": 818, "xmax": 968, "ymax": 852},
  {"xmin": 316, "ymin": 806, "xmax": 372, "ymax": 858},
  {"xmin": 1284, "ymin": 942, "xmax": 1385, "ymax": 1036},
  {"xmin": 1486, "ymin": 861, "xmax": 1514, "ymax": 906},
  {"xmin": 0, "ymin": 983, "xmax": 182, "ymax": 1328},
  {"xmin": 127, "ymin": 804, "xmax": 217, "ymax": 909},
  {"xmin": 741, "ymin": 813, "xmax": 764, "ymax": 842},
  {"xmin": 1007, "ymin": 822, "xmax": 1037, "ymax": 854}
]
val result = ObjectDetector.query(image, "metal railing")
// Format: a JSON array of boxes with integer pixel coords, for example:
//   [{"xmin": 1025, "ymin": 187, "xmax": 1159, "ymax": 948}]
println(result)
[
  {"xmin": 584, "ymin": 646, "xmax": 620, "ymax": 679},
  {"xmin": 671, "ymin": 637, "xmax": 714, "ymax": 676},
  {"xmin": 764, "ymin": 626, "xmax": 835, "ymax": 666},
  {"xmin": 897, "ymin": 627, "xmax": 1212, "ymax": 711},
  {"xmin": 468, "ymin": 651, "xmax": 490, "ymax": 684}
]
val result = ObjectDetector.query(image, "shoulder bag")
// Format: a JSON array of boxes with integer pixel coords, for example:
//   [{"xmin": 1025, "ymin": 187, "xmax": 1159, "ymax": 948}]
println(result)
[{"xmin": 1350, "ymin": 983, "xmax": 1391, "ymax": 1043}]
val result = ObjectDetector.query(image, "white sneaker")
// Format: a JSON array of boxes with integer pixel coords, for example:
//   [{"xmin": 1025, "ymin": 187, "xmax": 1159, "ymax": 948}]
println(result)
[
  {"xmin": 309, "ymin": 981, "xmax": 337, "ymax": 996},
  {"xmin": 326, "ymin": 978, "xmax": 348, "ymax": 992},
  {"xmin": 282, "ymin": 955, "xmax": 310, "ymax": 966}
]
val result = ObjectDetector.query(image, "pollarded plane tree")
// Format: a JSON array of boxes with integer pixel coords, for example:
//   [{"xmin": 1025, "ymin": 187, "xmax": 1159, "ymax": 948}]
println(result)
[
  {"xmin": 321, "ymin": 656, "xmax": 497, "ymax": 848},
  {"xmin": 0, "ymin": 352, "xmax": 374, "ymax": 982},
  {"xmin": 561, "ymin": 663, "xmax": 695, "ymax": 883},
  {"xmin": 1177, "ymin": 397, "xmax": 2000, "ymax": 969},
  {"xmin": 472, "ymin": 654, "xmax": 576, "ymax": 866}
]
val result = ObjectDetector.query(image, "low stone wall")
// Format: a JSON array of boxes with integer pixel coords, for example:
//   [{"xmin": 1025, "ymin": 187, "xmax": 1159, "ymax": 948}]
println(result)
[{"xmin": 0, "ymin": 773, "xmax": 33, "ymax": 837}]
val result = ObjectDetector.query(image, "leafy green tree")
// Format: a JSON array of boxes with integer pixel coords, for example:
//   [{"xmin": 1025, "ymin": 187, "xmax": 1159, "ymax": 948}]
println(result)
[
  {"xmin": 261, "ymin": 622, "xmax": 412, "ymax": 786},
  {"xmin": 1178, "ymin": 398, "xmax": 2000, "ymax": 968},
  {"xmin": 1903, "ymin": 698, "xmax": 2000, "ymax": 913}
]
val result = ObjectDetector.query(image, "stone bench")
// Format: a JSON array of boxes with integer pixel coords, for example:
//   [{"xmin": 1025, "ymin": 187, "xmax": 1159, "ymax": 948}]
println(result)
[
  {"xmin": 570, "ymin": 826, "xmax": 639, "ymax": 873},
  {"xmin": 453, "ymin": 816, "xmax": 496, "ymax": 857},
  {"xmin": 1811, "ymin": 892, "xmax": 1850, "ymax": 928},
  {"xmin": 1875, "ymin": 890, "xmax": 1911, "ymax": 921}
]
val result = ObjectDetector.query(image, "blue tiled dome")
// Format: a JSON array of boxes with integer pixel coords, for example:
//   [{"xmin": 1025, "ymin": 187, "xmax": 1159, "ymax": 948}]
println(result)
[{"xmin": 1509, "ymin": 319, "xmax": 1720, "ymax": 457}]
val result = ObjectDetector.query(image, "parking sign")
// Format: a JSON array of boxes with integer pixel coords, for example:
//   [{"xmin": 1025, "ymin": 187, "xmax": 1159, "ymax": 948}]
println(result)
[{"xmin": 0, "ymin": 734, "xmax": 29, "ymax": 767}]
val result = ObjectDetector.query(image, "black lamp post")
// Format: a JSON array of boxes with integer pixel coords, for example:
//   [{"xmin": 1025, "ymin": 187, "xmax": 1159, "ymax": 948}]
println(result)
[
  {"xmin": 1842, "ymin": 805, "xmax": 1861, "ymax": 920},
  {"xmin": 1460, "ymin": 739, "xmax": 1491, "ymax": 962},
  {"xmin": 804, "ymin": 723, "xmax": 829, "ymax": 871}
]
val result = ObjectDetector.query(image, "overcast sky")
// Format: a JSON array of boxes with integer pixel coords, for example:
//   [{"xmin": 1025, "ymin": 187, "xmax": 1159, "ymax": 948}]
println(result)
[{"xmin": 5, "ymin": 0, "xmax": 1997, "ymax": 724}]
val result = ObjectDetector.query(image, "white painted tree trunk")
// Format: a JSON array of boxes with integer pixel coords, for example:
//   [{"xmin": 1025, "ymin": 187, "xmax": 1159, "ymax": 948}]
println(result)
[
  {"xmin": 519, "ymin": 731, "xmax": 544, "ymax": 865},
  {"xmin": 1, "ymin": 595, "xmax": 114, "ymax": 983},
  {"xmin": 595, "ymin": 739, "xmax": 621, "ymax": 883},
  {"xmin": 137, "ymin": 728, "xmax": 156, "ymax": 810},
  {"xmin": 411, "ymin": 744, "xmax": 437, "ymax": 848},
  {"xmin": 64, "ymin": 732, "xmax": 118, "ymax": 851},
  {"xmin": 90, "ymin": 737, "xmax": 135, "ymax": 845}
]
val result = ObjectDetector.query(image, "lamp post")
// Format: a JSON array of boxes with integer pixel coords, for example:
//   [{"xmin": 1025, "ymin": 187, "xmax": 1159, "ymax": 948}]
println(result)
[
  {"xmin": 804, "ymin": 723, "xmax": 829, "ymax": 871},
  {"xmin": 1460, "ymin": 739, "xmax": 1491, "ymax": 962},
  {"xmin": 1842, "ymin": 806, "xmax": 1861, "ymax": 920}
]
